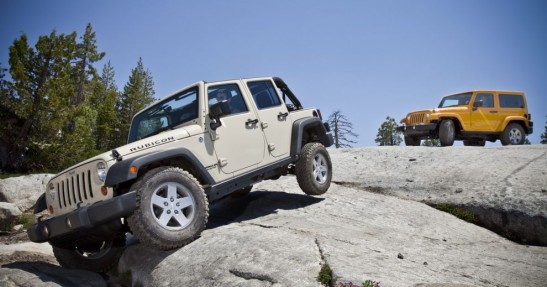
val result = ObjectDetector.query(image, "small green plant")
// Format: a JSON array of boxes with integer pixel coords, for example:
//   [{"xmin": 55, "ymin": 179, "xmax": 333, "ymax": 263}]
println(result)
[
  {"xmin": 0, "ymin": 213, "xmax": 36, "ymax": 233},
  {"xmin": 434, "ymin": 203, "xmax": 477, "ymax": 223},
  {"xmin": 317, "ymin": 263, "xmax": 333, "ymax": 286},
  {"xmin": 363, "ymin": 279, "xmax": 381, "ymax": 287},
  {"xmin": 17, "ymin": 213, "xmax": 36, "ymax": 229},
  {"xmin": 337, "ymin": 280, "xmax": 381, "ymax": 287}
]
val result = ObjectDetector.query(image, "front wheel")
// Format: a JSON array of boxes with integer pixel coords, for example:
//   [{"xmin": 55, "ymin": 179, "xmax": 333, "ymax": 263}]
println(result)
[
  {"xmin": 500, "ymin": 123, "xmax": 525, "ymax": 145},
  {"xmin": 296, "ymin": 143, "xmax": 332, "ymax": 195},
  {"xmin": 127, "ymin": 167, "xmax": 208, "ymax": 250},
  {"xmin": 439, "ymin": 120, "xmax": 455, "ymax": 146},
  {"xmin": 52, "ymin": 234, "xmax": 126, "ymax": 273}
]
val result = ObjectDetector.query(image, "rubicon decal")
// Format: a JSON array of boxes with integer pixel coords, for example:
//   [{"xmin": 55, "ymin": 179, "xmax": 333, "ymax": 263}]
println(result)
[{"xmin": 130, "ymin": 136, "xmax": 175, "ymax": 152}]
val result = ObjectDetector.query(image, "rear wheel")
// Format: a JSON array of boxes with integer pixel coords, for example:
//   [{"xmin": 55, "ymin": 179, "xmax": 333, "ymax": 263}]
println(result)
[
  {"xmin": 296, "ymin": 143, "xmax": 332, "ymax": 195},
  {"xmin": 439, "ymin": 120, "xmax": 455, "ymax": 146},
  {"xmin": 52, "ymin": 234, "xmax": 126, "ymax": 272},
  {"xmin": 500, "ymin": 123, "xmax": 525, "ymax": 145},
  {"xmin": 128, "ymin": 167, "xmax": 208, "ymax": 250}
]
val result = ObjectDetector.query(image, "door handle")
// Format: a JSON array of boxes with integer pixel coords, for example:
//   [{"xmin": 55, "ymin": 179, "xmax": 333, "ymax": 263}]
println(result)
[
  {"xmin": 489, "ymin": 111, "xmax": 498, "ymax": 113},
  {"xmin": 246, "ymin": 119, "xmax": 259, "ymax": 126},
  {"xmin": 278, "ymin": 112, "xmax": 289, "ymax": 120}
]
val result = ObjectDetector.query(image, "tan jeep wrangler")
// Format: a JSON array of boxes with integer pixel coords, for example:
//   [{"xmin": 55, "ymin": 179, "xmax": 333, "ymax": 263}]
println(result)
[
  {"xmin": 27, "ymin": 77, "xmax": 333, "ymax": 272},
  {"xmin": 398, "ymin": 90, "xmax": 533, "ymax": 146}
]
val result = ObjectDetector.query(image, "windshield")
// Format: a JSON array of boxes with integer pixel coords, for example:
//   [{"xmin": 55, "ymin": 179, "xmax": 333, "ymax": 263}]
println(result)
[
  {"xmin": 127, "ymin": 87, "xmax": 199, "ymax": 143},
  {"xmin": 438, "ymin": 92, "xmax": 472, "ymax": 108}
]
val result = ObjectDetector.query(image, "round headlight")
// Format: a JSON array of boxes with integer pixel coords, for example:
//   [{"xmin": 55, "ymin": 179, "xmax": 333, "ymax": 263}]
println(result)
[
  {"xmin": 97, "ymin": 162, "xmax": 107, "ymax": 182},
  {"xmin": 425, "ymin": 113, "xmax": 430, "ymax": 118}
]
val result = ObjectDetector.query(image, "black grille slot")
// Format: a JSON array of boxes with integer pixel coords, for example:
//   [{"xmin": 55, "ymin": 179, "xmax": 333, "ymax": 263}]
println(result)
[{"xmin": 87, "ymin": 170, "xmax": 94, "ymax": 198}]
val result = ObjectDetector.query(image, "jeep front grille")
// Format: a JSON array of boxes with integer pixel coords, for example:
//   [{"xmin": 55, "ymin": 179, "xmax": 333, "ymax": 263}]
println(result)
[
  {"xmin": 48, "ymin": 164, "xmax": 107, "ymax": 215},
  {"xmin": 408, "ymin": 113, "xmax": 426, "ymax": 124},
  {"xmin": 56, "ymin": 170, "xmax": 95, "ymax": 210}
]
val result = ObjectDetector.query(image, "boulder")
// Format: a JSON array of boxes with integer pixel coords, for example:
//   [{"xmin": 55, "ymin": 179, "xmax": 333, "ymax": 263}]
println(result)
[
  {"xmin": 0, "ymin": 202, "xmax": 22, "ymax": 230},
  {"xmin": 0, "ymin": 174, "xmax": 53, "ymax": 212},
  {"xmin": 1, "ymin": 146, "xmax": 546, "ymax": 286}
]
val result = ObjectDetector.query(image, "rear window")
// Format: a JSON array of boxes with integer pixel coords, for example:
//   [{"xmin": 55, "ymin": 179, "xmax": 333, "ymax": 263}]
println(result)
[{"xmin": 499, "ymin": 94, "xmax": 525, "ymax": 108}]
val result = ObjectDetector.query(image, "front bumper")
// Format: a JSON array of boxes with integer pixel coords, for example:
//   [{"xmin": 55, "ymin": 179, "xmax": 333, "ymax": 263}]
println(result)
[
  {"xmin": 397, "ymin": 124, "xmax": 437, "ymax": 137},
  {"xmin": 27, "ymin": 191, "xmax": 136, "ymax": 243}
]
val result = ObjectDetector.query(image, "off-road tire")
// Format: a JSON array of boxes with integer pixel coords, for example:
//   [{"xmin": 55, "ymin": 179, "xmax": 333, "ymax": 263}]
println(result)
[
  {"xmin": 439, "ymin": 120, "xmax": 455, "ymax": 146},
  {"xmin": 500, "ymin": 123, "xmax": 525, "ymax": 145},
  {"xmin": 52, "ymin": 234, "xmax": 126, "ymax": 273},
  {"xmin": 404, "ymin": 136, "xmax": 421, "ymax": 146},
  {"xmin": 296, "ymin": 142, "xmax": 332, "ymax": 195},
  {"xmin": 127, "ymin": 167, "xmax": 208, "ymax": 250}
]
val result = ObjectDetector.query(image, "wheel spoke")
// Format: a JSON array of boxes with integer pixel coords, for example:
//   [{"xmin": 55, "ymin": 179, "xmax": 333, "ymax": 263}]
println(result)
[
  {"xmin": 167, "ymin": 183, "xmax": 178, "ymax": 200},
  {"xmin": 157, "ymin": 210, "xmax": 172, "ymax": 227},
  {"xmin": 151, "ymin": 192, "xmax": 166, "ymax": 207},
  {"xmin": 177, "ymin": 196, "xmax": 193, "ymax": 209},
  {"xmin": 172, "ymin": 212, "xmax": 190, "ymax": 227}
]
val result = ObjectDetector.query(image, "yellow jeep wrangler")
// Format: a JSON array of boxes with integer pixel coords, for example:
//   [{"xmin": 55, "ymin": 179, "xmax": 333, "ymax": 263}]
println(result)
[{"xmin": 398, "ymin": 90, "xmax": 533, "ymax": 146}]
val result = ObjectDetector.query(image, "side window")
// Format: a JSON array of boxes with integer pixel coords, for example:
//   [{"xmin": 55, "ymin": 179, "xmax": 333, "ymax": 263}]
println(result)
[
  {"xmin": 207, "ymin": 84, "xmax": 248, "ymax": 115},
  {"xmin": 499, "ymin": 94, "xmax": 524, "ymax": 108},
  {"xmin": 475, "ymin": 93, "xmax": 494, "ymax": 108},
  {"xmin": 246, "ymin": 80, "xmax": 282, "ymax": 110}
]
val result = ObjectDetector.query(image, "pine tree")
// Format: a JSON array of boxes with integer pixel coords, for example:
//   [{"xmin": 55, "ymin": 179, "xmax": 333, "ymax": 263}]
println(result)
[
  {"xmin": 375, "ymin": 116, "xmax": 402, "ymax": 146},
  {"xmin": 6, "ymin": 31, "xmax": 78, "ymax": 170},
  {"xmin": 115, "ymin": 58, "xmax": 155, "ymax": 146},
  {"xmin": 73, "ymin": 23, "xmax": 105, "ymax": 106},
  {"xmin": 2, "ymin": 26, "xmax": 105, "ymax": 171},
  {"xmin": 92, "ymin": 61, "xmax": 120, "ymax": 150},
  {"xmin": 327, "ymin": 110, "xmax": 358, "ymax": 148},
  {"xmin": 541, "ymin": 116, "xmax": 547, "ymax": 144}
]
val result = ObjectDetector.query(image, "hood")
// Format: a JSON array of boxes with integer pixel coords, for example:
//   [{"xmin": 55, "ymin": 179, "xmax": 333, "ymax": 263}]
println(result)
[
  {"xmin": 50, "ymin": 126, "xmax": 199, "ymax": 180},
  {"xmin": 114, "ymin": 127, "xmax": 192, "ymax": 158}
]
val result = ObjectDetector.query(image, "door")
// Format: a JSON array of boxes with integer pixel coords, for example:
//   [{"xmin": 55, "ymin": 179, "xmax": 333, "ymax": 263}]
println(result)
[
  {"xmin": 471, "ymin": 92, "xmax": 498, "ymax": 131},
  {"xmin": 206, "ymin": 82, "xmax": 265, "ymax": 174},
  {"xmin": 244, "ymin": 79, "xmax": 291, "ymax": 158}
]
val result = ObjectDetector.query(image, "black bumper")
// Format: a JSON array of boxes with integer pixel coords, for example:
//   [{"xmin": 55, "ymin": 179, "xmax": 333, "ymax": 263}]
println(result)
[
  {"xmin": 27, "ymin": 191, "xmax": 136, "ymax": 243},
  {"xmin": 397, "ymin": 124, "xmax": 437, "ymax": 137}
]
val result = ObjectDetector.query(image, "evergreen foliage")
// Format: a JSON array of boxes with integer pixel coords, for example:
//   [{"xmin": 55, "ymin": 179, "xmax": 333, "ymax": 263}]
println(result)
[
  {"xmin": 375, "ymin": 116, "xmax": 402, "ymax": 146},
  {"xmin": 327, "ymin": 110, "xmax": 358, "ymax": 148},
  {"xmin": 541, "ymin": 116, "xmax": 547, "ymax": 144},
  {"xmin": 115, "ymin": 57, "xmax": 155, "ymax": 147},
  {"xmin": 0, "ymin": 25, "xmax": 155, "ymax": 172},
  {"xmin": 422, "ymin": 138, "xmax": 441, "ymax": 146}
]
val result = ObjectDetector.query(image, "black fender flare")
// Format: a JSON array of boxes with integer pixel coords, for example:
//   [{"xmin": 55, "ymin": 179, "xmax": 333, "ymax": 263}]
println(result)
[
  {"xmin": 33, "ymin": 193, "xmax": 47, "ymax": 213},
  {"xmin": 104, "ymin": 147, "xmax": 215, "ymax": 187},
  {"xmin": 290, "ymin": 117, "xmax": 333, "ymax": 156}
]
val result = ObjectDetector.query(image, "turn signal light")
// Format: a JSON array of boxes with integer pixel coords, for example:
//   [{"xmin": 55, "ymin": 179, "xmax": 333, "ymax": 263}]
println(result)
[
  {"xmin": 129, "ymin": 166, "xmax": 138, "ymax": 174},
  {"xmin": 101, "ymin": 186, "xmax": 108, "ymax": 196},
  {"xmin": 48, "ymin": 205, "xmax": 54, "ymax": 214}
]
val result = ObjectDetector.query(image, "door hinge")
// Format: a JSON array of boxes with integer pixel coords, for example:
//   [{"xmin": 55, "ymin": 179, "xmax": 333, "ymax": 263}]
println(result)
[
  {"xmin": 261, "ymin": 122, "xmax": 269, "ymax": 129},
  {"xmin": 219, "ymin": 158, "xmax": 228, "ymax": 167},
  {"xmin": 268, "ymin": 144, "xmax": 276, "ymax": 151}
]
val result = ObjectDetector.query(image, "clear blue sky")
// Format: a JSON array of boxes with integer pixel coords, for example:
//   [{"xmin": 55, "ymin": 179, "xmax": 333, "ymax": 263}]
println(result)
[{"xmin": 1, "ymin": 0, "xmax": 546, "ymax": 145}]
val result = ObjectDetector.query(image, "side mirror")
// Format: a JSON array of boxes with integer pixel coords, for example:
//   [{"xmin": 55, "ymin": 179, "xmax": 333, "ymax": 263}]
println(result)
[
  {"xmin": 208, "ymin": 100, "xmax": 230, "ymax": 130},
  {"xmin": 472, "ymin": 101, "xmax": 482, "ymax": 111}
]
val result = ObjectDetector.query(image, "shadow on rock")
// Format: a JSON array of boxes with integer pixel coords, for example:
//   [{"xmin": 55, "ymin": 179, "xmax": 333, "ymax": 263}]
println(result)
[
  {"xmin": 2, "ymin": 261, "xmax": 106, "ymax": 286},
  {"xmin": 207, "ymin": 190, "xmax": 324, "ymax": 229}
]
